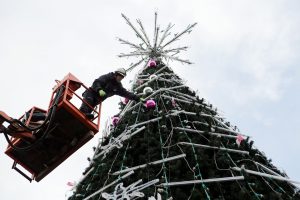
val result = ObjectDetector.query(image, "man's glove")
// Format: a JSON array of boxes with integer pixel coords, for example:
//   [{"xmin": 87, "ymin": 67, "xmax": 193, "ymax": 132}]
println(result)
[
  {"xmin": 99, "ymin": 90, "xmax": 106, "ymax": 97},
  {"xmin": 140, "ymin": 98, "xmax": 146, "ymax": 103}
]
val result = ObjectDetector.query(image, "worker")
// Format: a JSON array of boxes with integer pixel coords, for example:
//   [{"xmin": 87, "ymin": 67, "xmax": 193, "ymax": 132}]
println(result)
[{"xmin": 80, "ymin": 68, "xmax": 143, "ymax": 119}]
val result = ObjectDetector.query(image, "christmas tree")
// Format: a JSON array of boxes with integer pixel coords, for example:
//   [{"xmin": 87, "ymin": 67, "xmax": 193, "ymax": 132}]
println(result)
[{"xmin": 68, "ymin": 13, "xmax": 300, "ymax": 200}]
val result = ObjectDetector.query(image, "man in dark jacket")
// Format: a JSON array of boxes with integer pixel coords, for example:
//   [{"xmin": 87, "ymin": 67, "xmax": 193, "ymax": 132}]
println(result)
[{"xmin": 80, "ymin": 68, "xmax": 141, "ymax": 119}]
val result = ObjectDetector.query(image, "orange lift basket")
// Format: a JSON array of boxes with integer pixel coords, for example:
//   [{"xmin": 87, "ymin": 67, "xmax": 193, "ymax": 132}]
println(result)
[{"xmin": 2, "ymin": 73, "xmax": 101, "ymax": 182}]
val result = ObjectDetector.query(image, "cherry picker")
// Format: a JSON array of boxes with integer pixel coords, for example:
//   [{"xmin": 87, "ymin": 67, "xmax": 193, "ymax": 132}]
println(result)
[{"xmin": 0, "ymin": 73, "xmax": 101, "ymax": 182}]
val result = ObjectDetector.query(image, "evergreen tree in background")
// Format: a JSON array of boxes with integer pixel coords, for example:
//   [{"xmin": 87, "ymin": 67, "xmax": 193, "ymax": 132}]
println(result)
[{"xmin": 68, "ymin": 13, "xmax": 300, "ymax": 200}]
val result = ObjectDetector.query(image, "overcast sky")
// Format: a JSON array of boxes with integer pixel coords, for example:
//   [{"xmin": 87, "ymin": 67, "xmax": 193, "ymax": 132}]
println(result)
[{"xmin": 1, "ymin": 0, "xmax": 300, "ymax": 199}]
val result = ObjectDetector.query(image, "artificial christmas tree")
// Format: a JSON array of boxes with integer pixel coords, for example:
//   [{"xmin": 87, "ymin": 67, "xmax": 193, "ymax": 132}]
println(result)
[{"xmin": 68, "ymin": 13, "xmax": 300, "ymax": 200}]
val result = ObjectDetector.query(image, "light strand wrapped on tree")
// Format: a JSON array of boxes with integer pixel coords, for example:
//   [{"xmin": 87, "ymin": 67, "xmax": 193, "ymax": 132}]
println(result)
[{"xmin": 68, "ymin": 13, "xmax": 300, "ymax": 200}]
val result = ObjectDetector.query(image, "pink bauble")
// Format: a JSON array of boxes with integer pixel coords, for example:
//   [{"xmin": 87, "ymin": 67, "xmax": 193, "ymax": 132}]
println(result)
[
  {"xmin": 112, "ymin": 116, "xmax": 120, "ymax": 126},
  {"xmin": 146, "ymin": 99, "xmax": 156, "ymax": 108},
  {"xmin": 123, "ymin": 98, "xmax": 129, "ymax": 104},
  {"xmin": 148, "ymin": 59, "xmax": 157, "ymax": 67}
]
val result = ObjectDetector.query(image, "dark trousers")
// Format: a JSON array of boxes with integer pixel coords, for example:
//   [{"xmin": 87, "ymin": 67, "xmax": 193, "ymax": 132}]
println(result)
[{"xmin": 79, "ymin": 90, "xmax": 101, "ymax": 114}]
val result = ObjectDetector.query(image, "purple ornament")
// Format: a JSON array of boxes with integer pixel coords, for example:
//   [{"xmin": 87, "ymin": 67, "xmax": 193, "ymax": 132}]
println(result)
[
  {"xmin": 146, "ymin": 99, "xmax": 156, "ymax": 108},
  {"xmin": 112, "ymin": 116, "xmax": 120, "ymax": 126},
  {"xmin": 148, "ymin": 59, "xmax": 157, "ymax": 67},
  {"xmin": 123, "ymin": 98, "xmax": 129, "ymax": 104}
]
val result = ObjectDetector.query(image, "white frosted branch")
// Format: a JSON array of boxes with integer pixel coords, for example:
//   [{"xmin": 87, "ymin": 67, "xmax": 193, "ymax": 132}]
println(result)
[
  {"xmin": 231, "ymin": 166, "xmax": 300, "ymax": 185},
  {"xmin": 112, "ymin": 154, "xmax": 186, "ymax": 175},
  {"xmin": 134, "ymin": 73, "xmax": 161, "ymax": 91},
  {"xmin": 160, "ymin": 176, "xmax": 244, "ymax": 187},
  {"xmin": 118, "ymin": 52, "xmax": 148, "ymax": 57},
  {"xmin": 126, "ymin": 58, "xmax": 146, "ymax": 72},
  {"xmin": 121, "ymin": 13, "xmax": 149, "ymax": 46},
  {"xmin": 153, "ymin": 26, "xmax": 159, "ymax": 51},
  {"xmin": 153, "ymin": 12, "xmax": 158, "ymax": 48},
  {"xmin": 125, "ymin": 85, "xmax": 188, "ymax": 116},
  {"xmin": 255, "ymin": 162, "xmax": 284, "ymax": 177},
  {"xmin": 134, "ymin": 66, "xmax": 170, "ymax": 91},
  {"xmin": 161, "ymin": 23, "xmax": 197, "ymax": 49},
  {"xmin": 174, "ymin": 127, "xmax": 238, "ymax": 139},
  {"xmin": 160, "ymin": 78, "xmax": 181, "ymax": 84},
  {"xmin": 214, "ymin": 126, "xmax": 247, "ymax": 137},
  {"xmin": 198, "ymin": 112, "xmax": 248, "ymax": 135},
  {"xmin": 162, "ymin": 46, "xmax": 189, "ymax": 54},
  {"xmin": 157, "ymin": 23, "xmax": 174, "ymax": 47},
  {"xmin": 119, "ymin": 100, "xmax": 134, "ymax": 118},
  {"xmin": 179, "ymin": 142, "xmax": 249, "ymax": 155},
  {"xmin": 161, "ymin": 94, "xmax": 201, "ymax": 106},
  {"xmin": 191, "ymin": 121, "xmax": 246, "ymax": 137},
  {"xmin": 136, "ymin": 19, "xmax": 151, "ymax": 47},
  {"xmin": 128, "ymin": 116, "xmax": 162, "ymax": 129},
  {"xmin": 117, "ymin": 38, "xmax": 146, "ymax": 51},
  {"xmin": 161, "ymin": 53, "xmax": 192, "ymax": 64},
  {"xmin": 165, "ymin": 90, "xmax": 199, "ymax": 102}
]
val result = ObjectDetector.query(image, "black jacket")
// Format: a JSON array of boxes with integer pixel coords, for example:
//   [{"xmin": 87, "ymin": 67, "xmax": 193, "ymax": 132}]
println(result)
[{"xmin": 90, "ymin": 72, "xmax": 139, "ymax": 101}]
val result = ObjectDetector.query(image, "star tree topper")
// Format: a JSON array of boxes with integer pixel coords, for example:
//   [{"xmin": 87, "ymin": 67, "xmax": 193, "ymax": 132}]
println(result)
[{"xmin": 118, "ymin": 12, "xmax": 197, "ymax": 72}]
